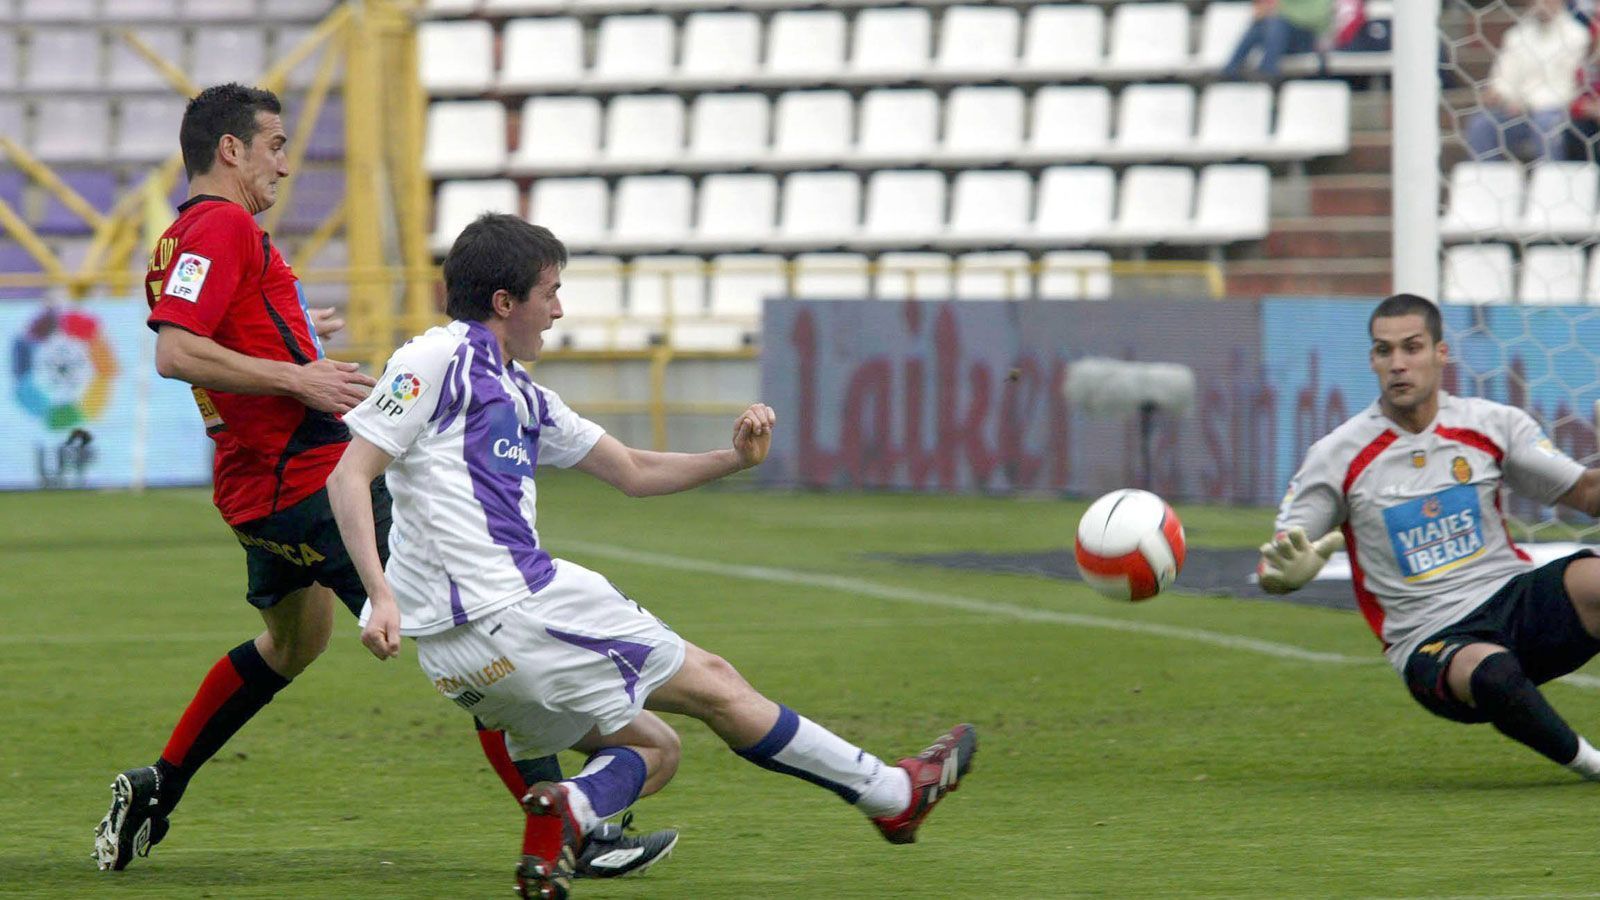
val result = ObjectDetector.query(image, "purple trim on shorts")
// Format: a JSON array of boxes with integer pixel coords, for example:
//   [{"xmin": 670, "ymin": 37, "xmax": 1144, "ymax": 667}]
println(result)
[
  {"xmin": 545, "ymin": 627, "xmax": 655, "ymax": 702},
  {"xmin": 448, "ymin": 577, "xmax": 467, "ymax": 626}
]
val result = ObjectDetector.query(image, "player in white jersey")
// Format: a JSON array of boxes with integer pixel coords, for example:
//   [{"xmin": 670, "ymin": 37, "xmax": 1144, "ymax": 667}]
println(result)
[
  {"xmin": 1262, "ymin": 293, "xmax": 1600, "ymax": 781},
  {"xmin": 326, "ymin": 213, "xmax": 976, "ymax": 899}
]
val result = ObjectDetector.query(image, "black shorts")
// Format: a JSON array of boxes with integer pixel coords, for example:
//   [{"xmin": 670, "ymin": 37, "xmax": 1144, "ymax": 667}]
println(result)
[
  {"xmin": 1402, "ymin": 551, "xmax": 1600, "ymax": 723},
  {"xmin": 230, "ymin": 477, "xmax": 393, "ymax": 617}
]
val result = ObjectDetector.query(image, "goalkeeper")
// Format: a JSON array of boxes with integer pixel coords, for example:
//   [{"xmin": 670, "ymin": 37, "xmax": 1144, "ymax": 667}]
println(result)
[{"xmin": 1261, "ymin": 293, "xmax": 1600, "ymax": 779}]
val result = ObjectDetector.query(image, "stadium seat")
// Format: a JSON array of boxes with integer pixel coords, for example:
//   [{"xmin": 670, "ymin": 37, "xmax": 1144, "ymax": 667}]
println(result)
[
  {"xmin": 18, "ymin": 0, "xmax": 95, "ymax": 19},
  {"xmin": 943, "ymin": 170, "xmax": 1032, "ymax": 248},
  {"xmin": 1191, "ymin": 164, "xmax": 1271, "ymax": 242},
  {"xmin": 182, "ymin": 0, "xmax": 254, "ymax": 19},
  {"xmin": 1111, "ymin": 166, "xmax": 1195, "ymax": 243},
  {"xmin": 770, "ymin": 90, "xmax": 853, "ymax": 167},
  {"xmin": 0, "ymin": 30, "xmax": 13, "ymax": 90},
  {"xmin": 628, "ymin": 255, "xmax": 706, "ymax": 320},
  {"xmin": 692, "ymin": 173, "xmax": 777, "ymax": 248},
  {"xmin": 527, "ymin": 177, "xmax": 609, "ymax": 245},
  {"xmin": 1024, "ymin": 86, "xmax": 1112, "ymax": 161},
  {"xmin": 793, "ymin": 252, "xmax": 870, "ymax": 299},
  {"xmin": 1269, "ymin": 80, "xmax": 1351, "ymax": 158},
  {"xmin": 102, "ymin": 0, "xmax": 180, "ymax": 18},
  {"xmin": 418, "ymin": 20, "xmax": 494, "ymax": 94},
  {"xmin": 1585, "ymin": 246, "xmax": 1600, "ymax": 304},
  {"xmin": 1105, "ymin": 3, "xmax": 1190, "ymax": 76},
  {"xmin": 1520, "ymin": 162, "xmax": 1599, "ymax": 240},
  {"xmin": 763, "ymin": 10, "xmax": 848, "ymax": 82},
  {"xmin": 116, "ymin": 96, "xmax": 186, "ymax": 162},
  {"xmin": 24, "ymin": 28, "xmax": 101, "ymax": 90},
  {"xmin": 954, "ymin": 251, "xmax": 1032, "ymax": 300},
  {"xmin": 774, "ymin": 171, "xmax": 860, "ymax": 249},
  {"xmin": 1020, "ymin": 5, "xmax": 1104, "ymax": 77},
  {"xmin": 35, "ymin": 100, "xmax": 111, "ymax": 163},
  {"xmin": 0, "ymin": 167, "xmax": 23, "ymax": 213},
  {"xmin": 425, "ymin": 0, "xmax": 481, "ymax": 15},
  {"xmin": 1195, "ymin": 2, "xmax": 1254, "ymax": 71},
  {"xmin": 603, "ymin": 94, "xmax": 686, "ymax": 165},
  {"xmin": 680, "ymin": 12, "xmax": 760, "ymax": 86},
  {"xmin": 1518, "ymin": 244, "xmax": 1586, "ymax": 305},
  {"xmin": 509, "ymin": 96, "xmax": 601, "ymax": 174},
  {"xmin": 482, "ymin": 0, "xmax": 567, "ymax": 14},
  {"xmin": 277, "ymin": 24, "xmax": 343, "ymax": 91},
  {"xmin": 1039, "ymin": 250, "xmax": 1113, "ymax": 300},
  {"xmin": 859, "ymin": 169, "xmax": 946, "ymax": 250},
  {"xmin": 686, "ymin": 93, "xmax": 769, "ymax": 167},
  {"xmin": 940, "ymin": 86, "xmax": 1025, "ymax": 164},
  {"xmin": 1115, "ymin": 84, "xmax": 1195, "ymax": 158},
  {"xmin": 37, "ymin": 170, "xmax": 117, "ymax": 236},
  {"xmin": 848, "ymin": 7, "xmax": 931, "ymax": 81},
  {"xmin": 1441, "ymin": 243, "xmax": 1514, "ymax": 304},
  {"xmin": 670, "ymin": 320, "xmax": 749, "ymax": 352},
  {"xmin": 592, "ymin": 15, "xmax": 676, "ymax": 89},
  {"xmin": 935, "ymin": 5, "xmax": 1020, "ymax": 80},
  {"xmin": 875, "ymin": 251, "xmax": 953, "ymax": 300},
  {"xmin": 106, "ymin": 28, "xmax": 182, "ymax": 91},
  {"xmin": 424, "ymin": 101, "xmax": 507, "ymax": 177},
  {"xmin": 0, "ymin": 240, "xmax": 41, "ymax": 300},
  {"xmin": 279, "ymin": 168, "xmax": 343, "ymax": 234},
  {"xmin": 258, "ymin": 0, "xmax": 337, "ymax": 19},
  {"xmin": 1028, "ymin": 166, "xmax": 1116, "ymax": 246},
  {"xmin": 498, "ymin": 17, "xmax": 585, "ymax": 91},
  {"xmin": 558, "ymin": 255, "xmax": 626, "ymax": 319},
  {"xmin": 1440, "ymin": 161, "xmax": 1523, "ymax": 239},
  {"xmin": 293, "ymin": 96, "xmax": 345, "ymax": 161},
  {"xmin": 191, "ymin": 25, "xmax": 268, "ymax": 86},
  {"xmin": 1191, "ymin": 83, "xmax": 1273, "ymax": 158},
  {"xmin": 0, "ymin": 100, "xmax": 24, "ymax": 154},
  {"xmin": 609, "ymin": 174, "xmax": 693, "ymax": 251},
  {"xmin": 431, "ymin": 179, "xmax": 520, "ymax": 253},
  {"xmin": 857, "ymin": 89, "xmax": 939, "ymax": 165},
  {"xmin": 708, "ymin": 253, "xmax": 785, "ymax": 320}
]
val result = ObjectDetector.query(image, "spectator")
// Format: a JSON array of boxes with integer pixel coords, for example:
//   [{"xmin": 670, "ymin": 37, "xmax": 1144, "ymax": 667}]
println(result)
[
  {"xmin": 1222, "ymin": 0, "xmax": 1334, "ymax": 81},
  {"xmin": 1464, "ymin": 0, "xmax": 1589, "ymax": 163}
]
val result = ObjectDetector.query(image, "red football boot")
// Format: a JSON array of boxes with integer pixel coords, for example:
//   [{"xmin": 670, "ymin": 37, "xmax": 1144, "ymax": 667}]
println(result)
[{"xmin": 871, "ymin": 723, "xmax": 978, "ymax": 844}]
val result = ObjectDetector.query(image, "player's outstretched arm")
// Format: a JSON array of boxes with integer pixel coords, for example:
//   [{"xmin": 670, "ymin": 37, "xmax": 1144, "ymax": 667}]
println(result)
[
  {"xmin": 1256, "ymin": 527, "xmax": 1344, "ymax": 594},
  {"xmin": 154, "ymin": 325, "xmax": 376, "ymax": 414},
  {"xmin": 1558, "ymin": 469, "xmax": 1600, "ymax": 518},
  {"xmin": 327, "ymin": 436, "xmax": 402, "ymax": 660},
  {"xmin": 574, "ymin": 402, "xmax": 776, "ymax": 498}
]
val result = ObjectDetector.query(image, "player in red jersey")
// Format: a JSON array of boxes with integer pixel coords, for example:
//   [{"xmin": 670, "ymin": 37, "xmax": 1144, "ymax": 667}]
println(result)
[{"xmin": 94, "ymin": 85, "xmax": 673, "ymax": 879}]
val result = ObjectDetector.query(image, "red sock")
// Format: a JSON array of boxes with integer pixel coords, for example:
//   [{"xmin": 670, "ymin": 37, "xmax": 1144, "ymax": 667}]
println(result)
[
  {"xmin": 156, "ymin": 640, "xmax": 288, "ymax": 810},
  {"xmin": 476, "ymin": 722, "xmax": 529, "ymax": 802},
  {"xmin": 522, "ymin": 810, "xmax": 564, "ymax": 859}
]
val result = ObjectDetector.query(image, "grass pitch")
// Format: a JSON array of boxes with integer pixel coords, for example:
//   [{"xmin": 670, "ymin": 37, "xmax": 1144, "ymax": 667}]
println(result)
[{"xmin": 4, "ymin": 472, "xmax": 1600, "ymax": 898}]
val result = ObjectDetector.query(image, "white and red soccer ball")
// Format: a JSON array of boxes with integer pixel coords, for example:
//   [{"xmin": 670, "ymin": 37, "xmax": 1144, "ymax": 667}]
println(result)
[{"xmin": 1073, "ymin": 489, "xmax": 1186, "ymax": 601}]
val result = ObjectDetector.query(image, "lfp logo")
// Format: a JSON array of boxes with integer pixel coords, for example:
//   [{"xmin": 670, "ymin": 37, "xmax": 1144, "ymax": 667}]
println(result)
[
  {"xmin": 391, "ymin": 371, "xmax": 423, "ymax": 403},
  {"xmin": 10, "ymin": 307, "xmax": 118, "ymax": 429}
]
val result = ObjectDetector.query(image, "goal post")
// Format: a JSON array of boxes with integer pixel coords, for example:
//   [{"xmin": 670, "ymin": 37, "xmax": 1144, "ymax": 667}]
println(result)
[{"xmin": 1393, "ymin": 0, "xmax": 1442, "ymax": 300}]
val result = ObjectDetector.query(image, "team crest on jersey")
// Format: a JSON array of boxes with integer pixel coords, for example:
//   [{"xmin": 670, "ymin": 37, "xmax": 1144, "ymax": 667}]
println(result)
[
  {"xmin": 1451, "ymin": 455, "xmax": 1471, "ymax": 484},
  {"xmin": 1410, "ymin": 451, "xmax": 1426, "ymax": 468},
  {"xmin": 163, "ymin": 253, "xmax": 211, "ymax": 302},
  {"xmin": 1382, "ymin": 485, "xmax": 1486, "ymax": 582},
  {"xmin": 375, "ymin": 368, "xmax": 426, "ymax": 419},
  {"xmin": 1535, "ymin": 436, "xmax": 1559, "ymax": 458}
]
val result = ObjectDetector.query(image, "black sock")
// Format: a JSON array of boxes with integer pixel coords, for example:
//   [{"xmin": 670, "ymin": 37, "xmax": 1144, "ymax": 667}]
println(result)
[
  {"xmin": 1470, "ymin": 651, "xmax": 1579, "ymax": 765},
  {"xmin": 156, "ymin": 640, "xmax": 291, "ymax": 813}
]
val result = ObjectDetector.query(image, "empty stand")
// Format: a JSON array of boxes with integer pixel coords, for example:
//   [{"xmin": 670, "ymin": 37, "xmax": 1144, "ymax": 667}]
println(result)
[
  {"xmin": 510, "ymin": 96, "xmax": 601, "ymax": 174},
  {"xmin": 1518, "ymin": 245, "xmax": 1586, "ymax": 305},
  {"xmin": 686, "ymin": 93, "xmax": 769, "ymax": 167},
  {"xmin": 1442, "ymin": 244, "xmax": 1514, "ymax": 304},
  {"xmin": 935, "ymin": 5, "xmax": 1020, "ymax": 80},
  {"xmin": 424, "ymin": 101, "xmax": 507, "ymax": 177},
  {"xmin": 431, "ymin": 179, "xmax": 519, "ymax": 252}
]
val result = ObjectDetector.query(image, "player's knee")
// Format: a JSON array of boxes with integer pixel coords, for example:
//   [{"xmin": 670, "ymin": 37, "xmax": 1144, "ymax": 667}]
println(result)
[{"xmin": 1467, "ymin": 651, "xmax": 1530, "ymax": 713}]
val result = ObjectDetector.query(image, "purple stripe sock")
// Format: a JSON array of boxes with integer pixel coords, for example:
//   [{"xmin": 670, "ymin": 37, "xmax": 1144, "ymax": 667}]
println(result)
[{"xmin": 570, "ymin": 747, "xmax": 648, "ymax": 819}]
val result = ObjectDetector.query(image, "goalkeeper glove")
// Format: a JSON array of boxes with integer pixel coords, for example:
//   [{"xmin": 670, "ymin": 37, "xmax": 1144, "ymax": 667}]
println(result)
[{"xmin": 1257, "ymin": 527, "xmax": 1345, "ymax": 594}]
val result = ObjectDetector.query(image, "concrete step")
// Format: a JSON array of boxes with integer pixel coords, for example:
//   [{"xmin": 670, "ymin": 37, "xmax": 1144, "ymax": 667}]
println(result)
[
  {"xmin": 1225, "ymin": 257, "xmax": 1391, "ymax": 298},
  {"xmin": 1258, "ymin": 216, "xmax": 1391, "ymax": 259}
]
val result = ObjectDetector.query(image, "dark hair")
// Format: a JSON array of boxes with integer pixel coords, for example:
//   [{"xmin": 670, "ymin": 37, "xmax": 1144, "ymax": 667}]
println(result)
[
  {"xmin": 443, "ymin": 213, "xmax": 568, "ymax": 321},
  {"xmin": 1369, "ymin": 293, "xmax": 1443, "ymax": 343},
  {"xmin": 180, "ymin": 83, "xmax": 283, "ymax": 178}
]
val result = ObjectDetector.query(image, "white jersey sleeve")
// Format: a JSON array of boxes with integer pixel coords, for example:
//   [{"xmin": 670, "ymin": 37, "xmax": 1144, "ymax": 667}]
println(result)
[
  {"xmin": 1274, "ymin": 437, "xmax": 1348, "ymax": 540},
  {"xmin": 525, "ymin": 377, "xmax": 604, "ymax": 469},
  {"xmin": 344, "ymin": 335, "xmax": 458, "ymax": 458},
  {"xmin": 1498, "ymin": 404, "xmax": 1584, "ymax": 506}
]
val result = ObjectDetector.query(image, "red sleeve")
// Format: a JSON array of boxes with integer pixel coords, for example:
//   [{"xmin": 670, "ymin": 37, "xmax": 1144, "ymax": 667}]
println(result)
[{"xmin": 147, "ymin": 206, "xmax": 258, "ymax": 338}]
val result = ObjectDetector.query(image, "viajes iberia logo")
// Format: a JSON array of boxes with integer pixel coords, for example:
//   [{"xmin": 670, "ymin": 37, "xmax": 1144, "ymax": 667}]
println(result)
[{"xmin": 10, "ymin": 307, "xmax": 118, "ymax": 429}]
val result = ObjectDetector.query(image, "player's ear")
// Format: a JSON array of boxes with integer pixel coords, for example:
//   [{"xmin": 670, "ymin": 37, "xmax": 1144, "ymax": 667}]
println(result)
[
  {"xmin": 1436, "ymin": 339, "xmax": 1450, "ymax": 361},
  {"xmin": 491, "ymin": 288, "xmax": 513, "ymax": 318}
]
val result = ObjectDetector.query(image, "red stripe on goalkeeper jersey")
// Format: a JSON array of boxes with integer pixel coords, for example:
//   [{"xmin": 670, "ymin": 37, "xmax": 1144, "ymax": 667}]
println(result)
[
  {"xmin": 1434, "ymin": 425, "xmax": 1530, "ymax": 562},
  {"xmin": 1340, "ymin": 429, "xmax": 1399, "ymax": 643}
]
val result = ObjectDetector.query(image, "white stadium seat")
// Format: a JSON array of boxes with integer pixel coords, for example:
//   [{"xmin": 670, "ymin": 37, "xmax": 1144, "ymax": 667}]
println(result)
[
  {"xmin": 1585, "ymin": 246, "xmax": 1600, "ymax": 304},
  {"xmin": 1441, "ymin": 161, "xmax": 1523, "ymax": 238},
  {"xmin": 680, "ymin": 12, "xmax": 761, "ymax": 85},
  {"xmin": 593, "ymin": 15, "xmax": 676, "ymax": 88},
  {"xmin": 857, "ymin": 89, "xmax": 939, "ymax": 165},
  {"xmin": 1520, "ymin": 162, "xmax": 1598, "ymax": 239},
  {"xmin": 103, "ymin": 0, "xmax": 181, "ymax": 18},
  {"xmin": 106, "ymin": 28, "xmax": 182, "ymax": 91},
  {"xmin": 849, "ymin": 7, "xmax": 931, "ymax": 80},
  {"xmin": 1115, "ymin": 84, "xmax": 1195, "ymax": 157},
  {"xmin": 191, "ymin": 26, "xmax": 268, "ymax": 86},
  {"xmin": 941, "ymin": 86, "xmax": 1025, "ymax": 163},
  {"xmin": 418, "ymin": 20, "xmax": 494, "ymax": 94},
  {"xmin": 24, "ymin": 28, "xmax": 101, "ymax": 90},
  {"xmin": 1026, "ymin": 86, "xmax": 1112, "ymax": 160},
  {"xmin": 776, "ymin": 171, "xmax": 861, "ymax": 247},
  {"xmin": 604, "ymin": 94, "xmax": 686, "ymax": 165},
  {"xmin": 425, "ymin": 101, "xmax": 507, "ymax": 177},
  {"xmin": 944, "ymin": 170, "xmax": 1032, "ymax": 247},
  {"xmin": 610, "ymin": 174, "xmax": 694, "ymax": 249},
  {"xmin": 935, "ymin": 5, "xmax": 1021, "ymax": 79},
  {"xmin": 1196, "ymin": 2, "xmax": 1255, "ymax": 71},
  {"xmin": 1039, "ymin": 250, "xmax": 1113, "ymax": 300},
  {"xmin": 771, "ymin": 90, "xmax": 853, "ymax": 166},
  {"xmin": 1105, "ymin": 2, "xmax": 1190, "ymax": 75},
  {"xmin": 709, "ymin": 254, "xmax": 785, "ymax": 319},
  {"xmin": 1442, "ymin": 243, "xmax": 1514, "ymax": 304},
  {"xmin": 0, "ymin": 30, "xmax": 13, "ymax": 90},
  {"xmin": 628, "ymin": 255, "xmax": 706, "ymax": 320},
  {"xmin": 0, "ymin": 99, "xmax": 24, "ymax": 153},
  {"xmin": 558, "ymin": 256, "xmax": 626, "ymax": 319},
  {"xmin": 1270, "ymin": 80, "xmax": 1351, "ymax": 158},
  {"xmin": 1029, "ymin": 166, "xmax": 1116, "ymax": 245},
  {"xmin": 875, "ymin": 252, "xmax": 953, "ymax": 300},
  {"xmin": 1518, "ymin": 245, "xmax": 1586, "ymax": 305},
  {"xmin": 425, "ymin": 0, "xmax": 481, "ymax": 15},
  {"xmin": 510, "ymin": 96, "xmax": 601, "ymax": 173},
  {"xmin": 181, "ymin": 0, "xmax": 253, "ymax": 18},
  {"xmin": 1021, "ymin": 5, "xmax": 1104, "ymax": 76},
  {"xmin": 687, "ymin": 93, "xmax": 769, "ymax": 166},
  {"xmin": 528, "ymin": 177, "xmax": 610, "ymax": 245},
  {"xmin": 793, "ymin": 252, "xmax": 870, "ymax": 299},
  {"xmin": 1112, "ymin": 166, "xmax": 1195, "ymax": 242},
  {"xmin": 116, "ymin": 96, "xmax": 186, "ymax": 162},
  {"xmin": 1191, "ymin": 164, "xmax": 1271, "ymax": 242},
  {"xmin": 764, "ymin": 10, "xmax": 848, "ymax": 81},
  {"xmin": 860, "ymin": 170, "xmax": 946, "ymax": 249},
  {"xmin": 693, "ymin": 173, "xmax": 778, "ymax": 247},
  {"xmin": 19, "ymin": 0, "xmax": 95, "ymax": 20},
  {"xmin": 482, "ymin": 0, "xmax": 567, "ymax": 14},
  {"xmin": 1192, "ymin": 83, "xmax": 1273, "ymax": 157},
  {"xmin": 499, "ymin": 18, "xmax": 585, "ymax": 91},
  {"xmin": 35, "ymin": 99, "xmax": 111, "ymax": 163},
  {"xmin": 431, "ymin": 179, "xmax": 519, "ymax": 253},
  {"xmin": 955, "ymin": 251, "xmax": 1032, "ymax": 300}
]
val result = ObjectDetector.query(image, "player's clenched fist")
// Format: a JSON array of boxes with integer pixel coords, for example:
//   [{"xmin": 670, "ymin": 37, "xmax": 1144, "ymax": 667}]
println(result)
[
  {"xmin": 295, "ymin": 358, "xmax": 378, "ymax": 415},
  {"xmin": 733, "ymin": 402, "xmax": 777, "ymax": 469}
]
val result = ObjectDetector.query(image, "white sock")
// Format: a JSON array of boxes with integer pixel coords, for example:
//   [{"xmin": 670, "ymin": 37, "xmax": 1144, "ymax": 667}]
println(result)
[
  {"xmin": 1566, "ymin": 736, "xmax": 1600, "ymax": 780},
  {"xmin": 559, "ymin": 780, "xmax": 600, "ymax": 834},
  {"xmin": 737, "ymin": 706, "xmax": 911, "ymax": 818}
]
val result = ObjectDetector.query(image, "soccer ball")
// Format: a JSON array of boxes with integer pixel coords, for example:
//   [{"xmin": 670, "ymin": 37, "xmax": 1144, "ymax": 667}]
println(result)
[{"xmin": 1073, "ymin": 489, "xmax": 1186, "ymax": 601}]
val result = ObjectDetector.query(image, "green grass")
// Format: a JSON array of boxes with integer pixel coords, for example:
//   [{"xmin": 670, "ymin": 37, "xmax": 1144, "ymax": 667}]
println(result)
[{"xmin": 5, "ymin": 473, "xmax": 1600, "ymax": 898}]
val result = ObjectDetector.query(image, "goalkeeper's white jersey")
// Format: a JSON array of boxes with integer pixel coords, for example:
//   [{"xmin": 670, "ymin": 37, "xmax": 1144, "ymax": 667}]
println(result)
[
  {"xmin": 1275, "ymin": 392, "xmax": 1583, "ymax": 671},
  {"xmin": 343, "ymin": 320, "xmax": 604, "ymax": 636}
]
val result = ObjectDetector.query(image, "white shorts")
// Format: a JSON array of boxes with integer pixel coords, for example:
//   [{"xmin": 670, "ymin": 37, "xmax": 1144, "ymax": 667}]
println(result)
[{"xmin": 414, "ymin": 558, "xmax": 686, "ymax": 760}]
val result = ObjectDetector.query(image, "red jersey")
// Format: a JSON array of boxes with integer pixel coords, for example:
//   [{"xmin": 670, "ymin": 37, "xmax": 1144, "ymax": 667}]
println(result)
[{"xmin": 146, "ymin": 195, "xmax": 348, "ymax": 525}]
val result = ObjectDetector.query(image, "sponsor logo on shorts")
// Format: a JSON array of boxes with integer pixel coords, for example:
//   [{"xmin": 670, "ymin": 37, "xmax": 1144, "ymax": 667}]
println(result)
[
  {"xmin": 1417, "ymin": 640, "xmax": 1447, "ymax": 657},
  {"xmin": 1451, "ymin": 455, "xmax": 1471, "ymax": 484},
  {"xmin": 1382, "ymin": 484, "xmax": 1487, "ymax": 582},
  {"xmin": 232, "ymin": 529, "xmax": 329, "ymax": 567}
]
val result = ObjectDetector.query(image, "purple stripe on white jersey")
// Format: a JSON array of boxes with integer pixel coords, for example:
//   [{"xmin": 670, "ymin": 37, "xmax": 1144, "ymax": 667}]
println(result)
[
  {"xmin": 545, "ymin": 627, "xmax": 655, "ymax": 701},
  {"xmin": 448, "ymin": 577, "xmax": 467, "ymax": 626},
  {"xmin": 432, "ymin": 343, "xmax": 470, "ymax": 433}
]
